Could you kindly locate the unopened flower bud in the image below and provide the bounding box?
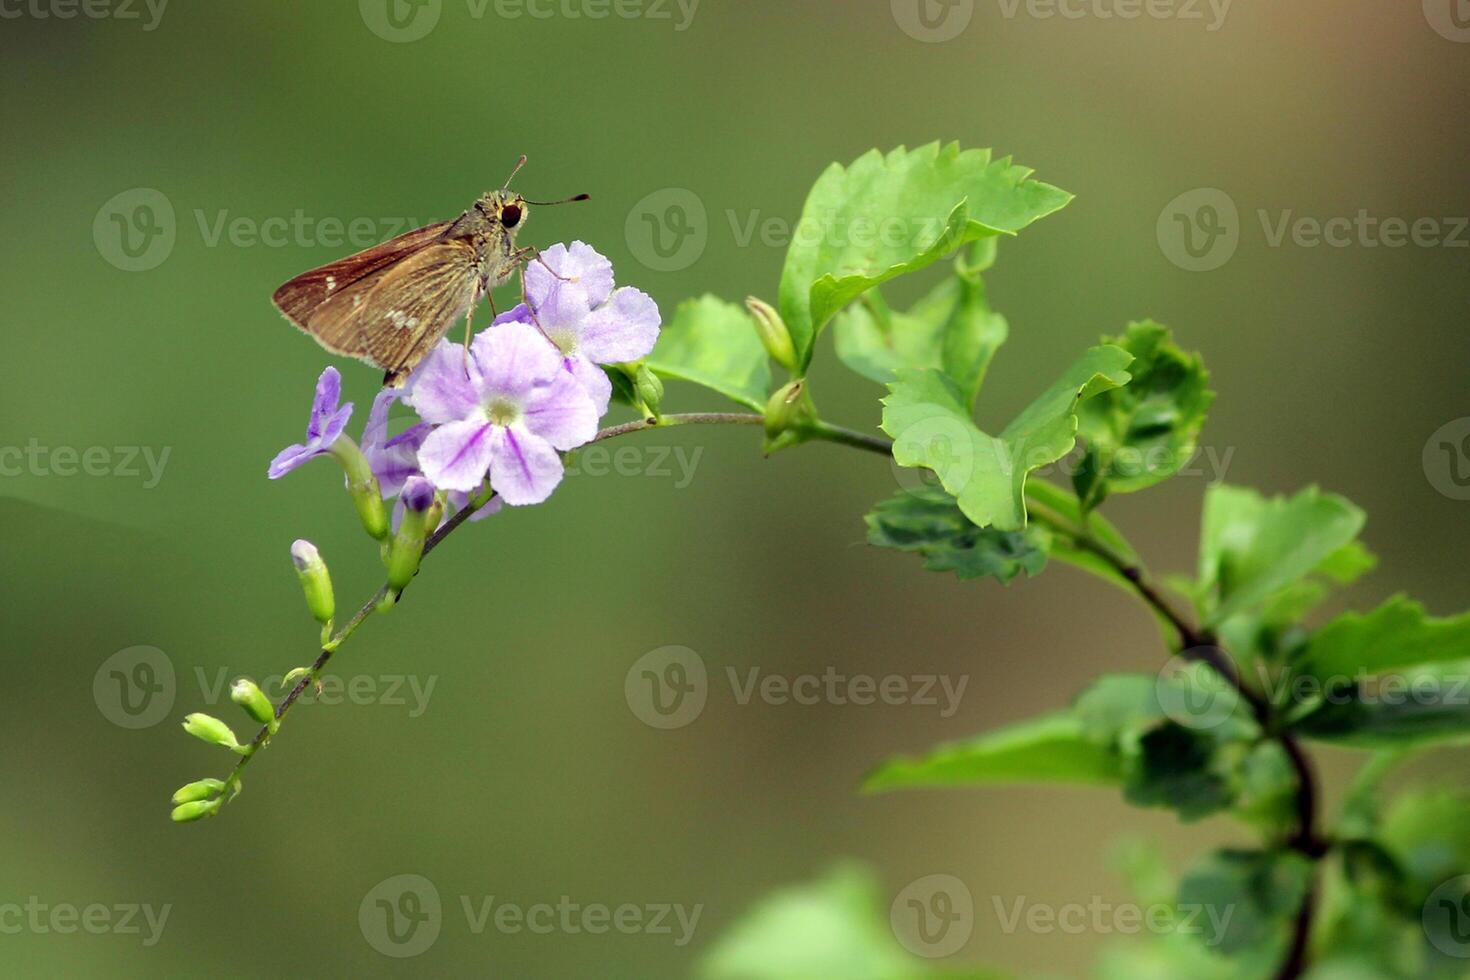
[291,539,336,625]
[763,379,818,454]
[746,296,798,373]
[387,476,438,593]
[634,364,664,417]
[170,799,221,823]
[182,713,241,752]
[171,778,225,805]
[230,678,276,728]
[330,437,389,540]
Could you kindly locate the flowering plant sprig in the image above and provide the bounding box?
[173,146,1470,980]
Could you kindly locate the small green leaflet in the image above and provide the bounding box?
[647,295,773,411]
[1196,484,1367,627]
[882,346,1133,532]
[834,241,1007,410]
[865,486,1050,585]
[1297,594,1470,682]
[778,143,1072,372]
[1075,320,1214,496]
[1289,659,1470,749]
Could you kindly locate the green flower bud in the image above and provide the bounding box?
[291,540,336,626]
[181,713,241,751]
[745,296,798,373]
[387,476,437,593]
[763,379,818,455]
[171,778,225,805]
[330,437,389,540]
[634,364,664,417]
[170,798,221,823]
[230,678,276,728]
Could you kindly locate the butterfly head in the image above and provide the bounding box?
[474,189,527,232]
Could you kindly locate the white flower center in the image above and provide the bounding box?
[545,327,579,357]
[485,397,521,427]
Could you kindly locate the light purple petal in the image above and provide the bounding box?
[523,370,600,450]
[525,241,614,309]
[578,287,661,364]
[268,443,323,479]
[405,340,482,425]
[319,402,354,449]
[361,389,400,455]
[307,367,343,440]
[470,320,564,403]
[418,419,496,493]
[488,424,564,506]
[491,303,535,328]
[530,280,593,353]
[566,355,613,417]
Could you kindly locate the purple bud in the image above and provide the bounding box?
[290,539,320,571]
[401,476,435,514]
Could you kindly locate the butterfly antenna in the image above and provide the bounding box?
[502,155,528,189]
[525,193,592,206]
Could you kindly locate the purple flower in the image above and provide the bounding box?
[268,367,354,479]
[509,242,661,415]
[407,322,599,505]
[361,388,431,498]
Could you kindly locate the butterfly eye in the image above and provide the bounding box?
[501,204,522,228]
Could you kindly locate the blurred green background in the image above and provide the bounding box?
[3,1,1468,976]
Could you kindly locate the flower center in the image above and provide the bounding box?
[485,397,521,427]
[545,327,578,357]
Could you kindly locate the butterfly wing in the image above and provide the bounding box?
[302,237,482,382]
[271,219,454,328]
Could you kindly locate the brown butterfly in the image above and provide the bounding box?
[272,157,588,386]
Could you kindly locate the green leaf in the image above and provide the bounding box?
[779,143,1072,371]
[1075,320,1214,495]
[1290,660,1470,749]
[864,486,1050,585]
[882,346,1133,532]
[1196,485,1367,627]
[1298,595,1470,683]
[698,865,992,980]
[865,712,1123,792]
[647,295,773,411]
[834,243,1007,409]
[1175,849,1314,957]
[1123,723,1236,822]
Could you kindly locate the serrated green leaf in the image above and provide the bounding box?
[1197,484,1367,627]
[1290,660,1470,749]
[834,244,1007,409]
[882,346,1133,532]
[1175,849,1314,957]
[647,295,773,411]
[1298,595,1470,683]
[865,712,1123,792]
[1076,320,1214,495]
[864,486,1049,585]
[1123,723,1236,822]
[778,143,1071,371]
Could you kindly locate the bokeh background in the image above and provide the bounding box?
[2,1,1467,976]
